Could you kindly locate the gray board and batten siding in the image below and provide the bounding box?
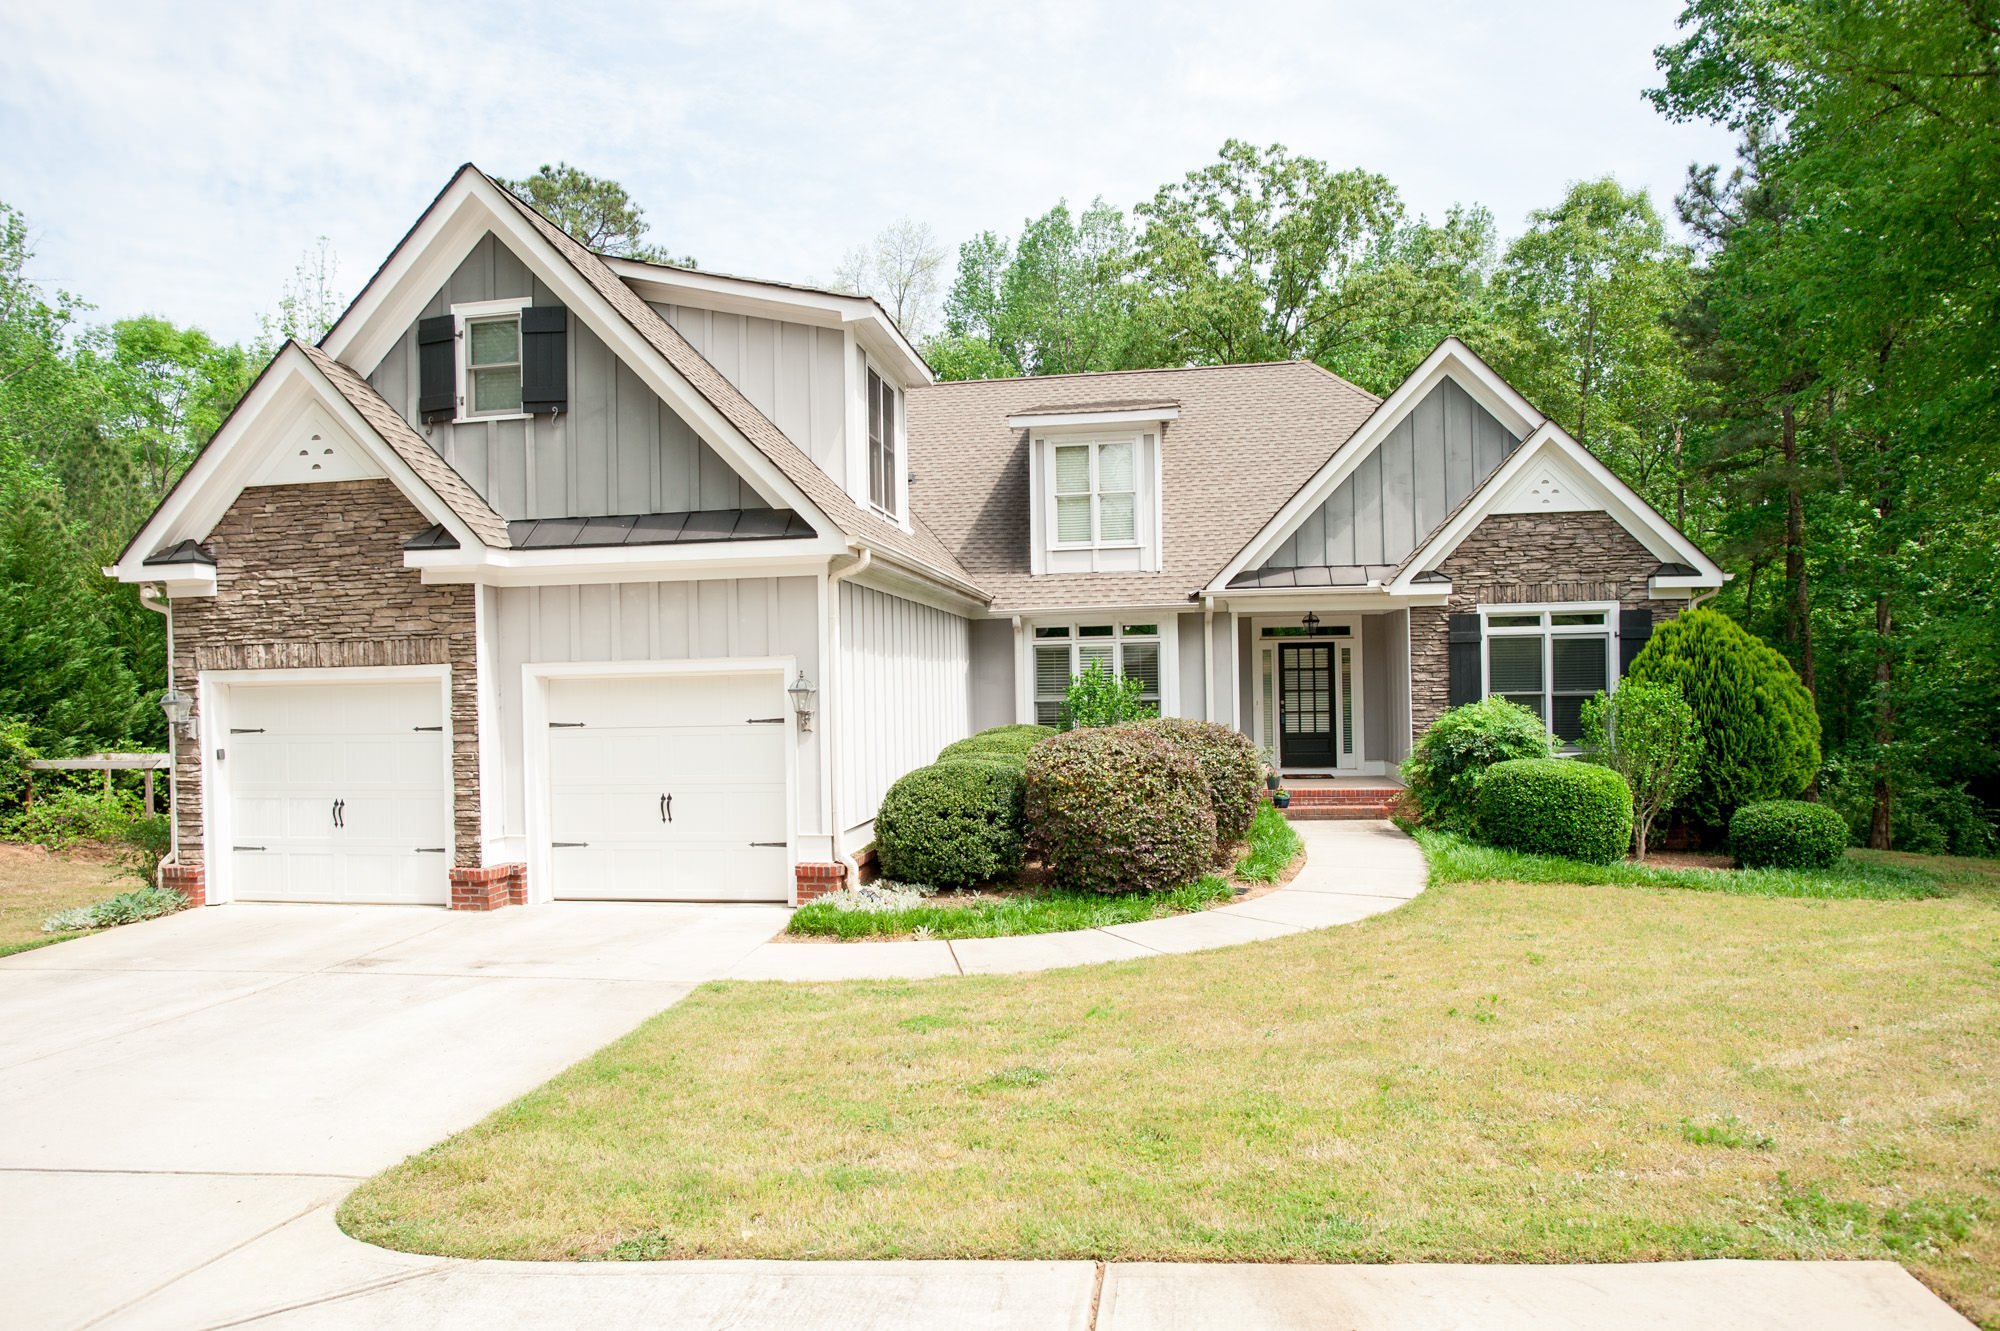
[368,233,807,522]
[1259,378,1520,571]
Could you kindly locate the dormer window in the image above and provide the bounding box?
[1052,438,1137,547]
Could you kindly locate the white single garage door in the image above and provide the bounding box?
[545,673,789,902]
[225,679,451,904]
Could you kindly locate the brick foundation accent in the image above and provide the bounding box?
[795,861,849,904]
[449,863,526,911]
[161,863,207,907]
[1276,787,1400,820]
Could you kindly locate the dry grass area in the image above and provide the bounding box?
[343,868,2000,1325]
[0,843,125,955]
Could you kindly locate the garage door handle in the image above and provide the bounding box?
[749,840,785,847]
[331,799,345,829]
[747,716,785,724]
[552,841,588,848]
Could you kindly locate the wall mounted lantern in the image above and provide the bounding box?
[787,671,817,732]
[159,687,198,742]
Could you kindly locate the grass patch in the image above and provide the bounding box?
[1416,829,1943,900]
[0,843,127,953]
[1233,801,1304,883]
[787,874,1234,940]
[342,860,2000,1324]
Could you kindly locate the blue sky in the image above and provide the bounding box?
[0,0,1737,346]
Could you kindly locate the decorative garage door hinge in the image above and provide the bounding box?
[414,847,447,853]
[549,722,585,728]
[229,727,265,734]
[233,845,266,852]
[746,716,785,724]
[749,840,786,847]
[552,841,588,848]
[412,725,443,732]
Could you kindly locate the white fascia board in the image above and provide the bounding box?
[1386,424,1725,594]
[608,257,935,387]
[1207,338,1546,592]
[316,171,847,545]
[408,540,843,588]
[1006,407,1182,430]
[147,569,218,597]
[998,601,1207,622]
[1215,586,1450,612]
[107,346,481,584]
[849,561,989,618]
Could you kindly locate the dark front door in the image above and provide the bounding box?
[1278,643,1336,767]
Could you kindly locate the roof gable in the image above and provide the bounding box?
[110,342,510,587]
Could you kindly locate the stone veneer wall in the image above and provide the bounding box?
[168,479,480,869]
[1409,510,1685,738]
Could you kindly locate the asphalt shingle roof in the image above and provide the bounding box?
[905,362,1382,612]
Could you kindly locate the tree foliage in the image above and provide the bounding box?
[498,162,693,266]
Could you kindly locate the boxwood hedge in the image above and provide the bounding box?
[1728,799,1849,870]
[1474,758,1633,865]
[874,759,1026,889]
[1133,716,1265,851]
[937,724,1057,768]
[1024,726,1216,895]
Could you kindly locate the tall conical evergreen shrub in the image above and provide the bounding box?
[1623,608,1820,830]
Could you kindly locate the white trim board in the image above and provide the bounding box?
[1209,338,1545,591]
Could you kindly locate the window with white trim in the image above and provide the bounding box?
[1031,622,1161,726]
[1483,606,1613,745]
[1049,436,1138,548]
[867,367,901,517]
[451,299,530,421]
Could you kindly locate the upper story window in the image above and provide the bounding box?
[867,367,901,517]
[1050,436,1139,548]
[1482,605,1613,744]
[451,298,532,422]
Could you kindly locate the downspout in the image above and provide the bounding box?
[137,584,178,882]
[824,547,873,882]
[1202,595,1215,724]
[1687,571,1732,614]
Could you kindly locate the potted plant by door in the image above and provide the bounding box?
[1261,747,1281,791]
[1271,787,1291,810]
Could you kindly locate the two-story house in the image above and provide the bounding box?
[110,165,1723,911]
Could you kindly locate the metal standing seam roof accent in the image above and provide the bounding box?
[142,538,217,567]
[1228,563,1399,589]
[296,343,512,548]
[505,509,816,549]
[487,176,987,602]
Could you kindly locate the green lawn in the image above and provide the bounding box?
[342,839,2000,1327]
[786,803,1302,941]
[0,844,126,956]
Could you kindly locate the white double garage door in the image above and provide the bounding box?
[221,671,788,906]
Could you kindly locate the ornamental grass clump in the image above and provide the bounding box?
[1132,716,1266,851]
[1023,726,1215,894]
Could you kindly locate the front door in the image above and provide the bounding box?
[1278,642,1337,768]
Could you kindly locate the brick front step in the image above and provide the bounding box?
[1283,804,1395,821]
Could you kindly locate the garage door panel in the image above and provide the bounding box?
[545,672,789,903]
[224,680,449,906]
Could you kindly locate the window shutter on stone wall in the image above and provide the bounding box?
[1447,613,1481,708]
[417,316,456,423]
[521,305,568,413]
[1619,607,1653,677]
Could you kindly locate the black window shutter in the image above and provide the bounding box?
[417,315,456,423]
[521,305,568,414]
[1447,613,1482,708]
[1619,607,1654,676]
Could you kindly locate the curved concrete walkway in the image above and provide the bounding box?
[1,821,1975,1330]
[726,819,1427,981]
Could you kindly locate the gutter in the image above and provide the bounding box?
[823,547,873,883]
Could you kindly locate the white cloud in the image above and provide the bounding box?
[0,0,1735,345]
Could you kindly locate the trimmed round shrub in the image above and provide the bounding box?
[938,724,1057,767]
[1728,800,1849,870]
[1624,609,1820,831]
[1400,697,1552,832]
[1132,716,1265,851]
[874,760,1026,889]
[1475,758,1633,865]
[1024,726,1216,895]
